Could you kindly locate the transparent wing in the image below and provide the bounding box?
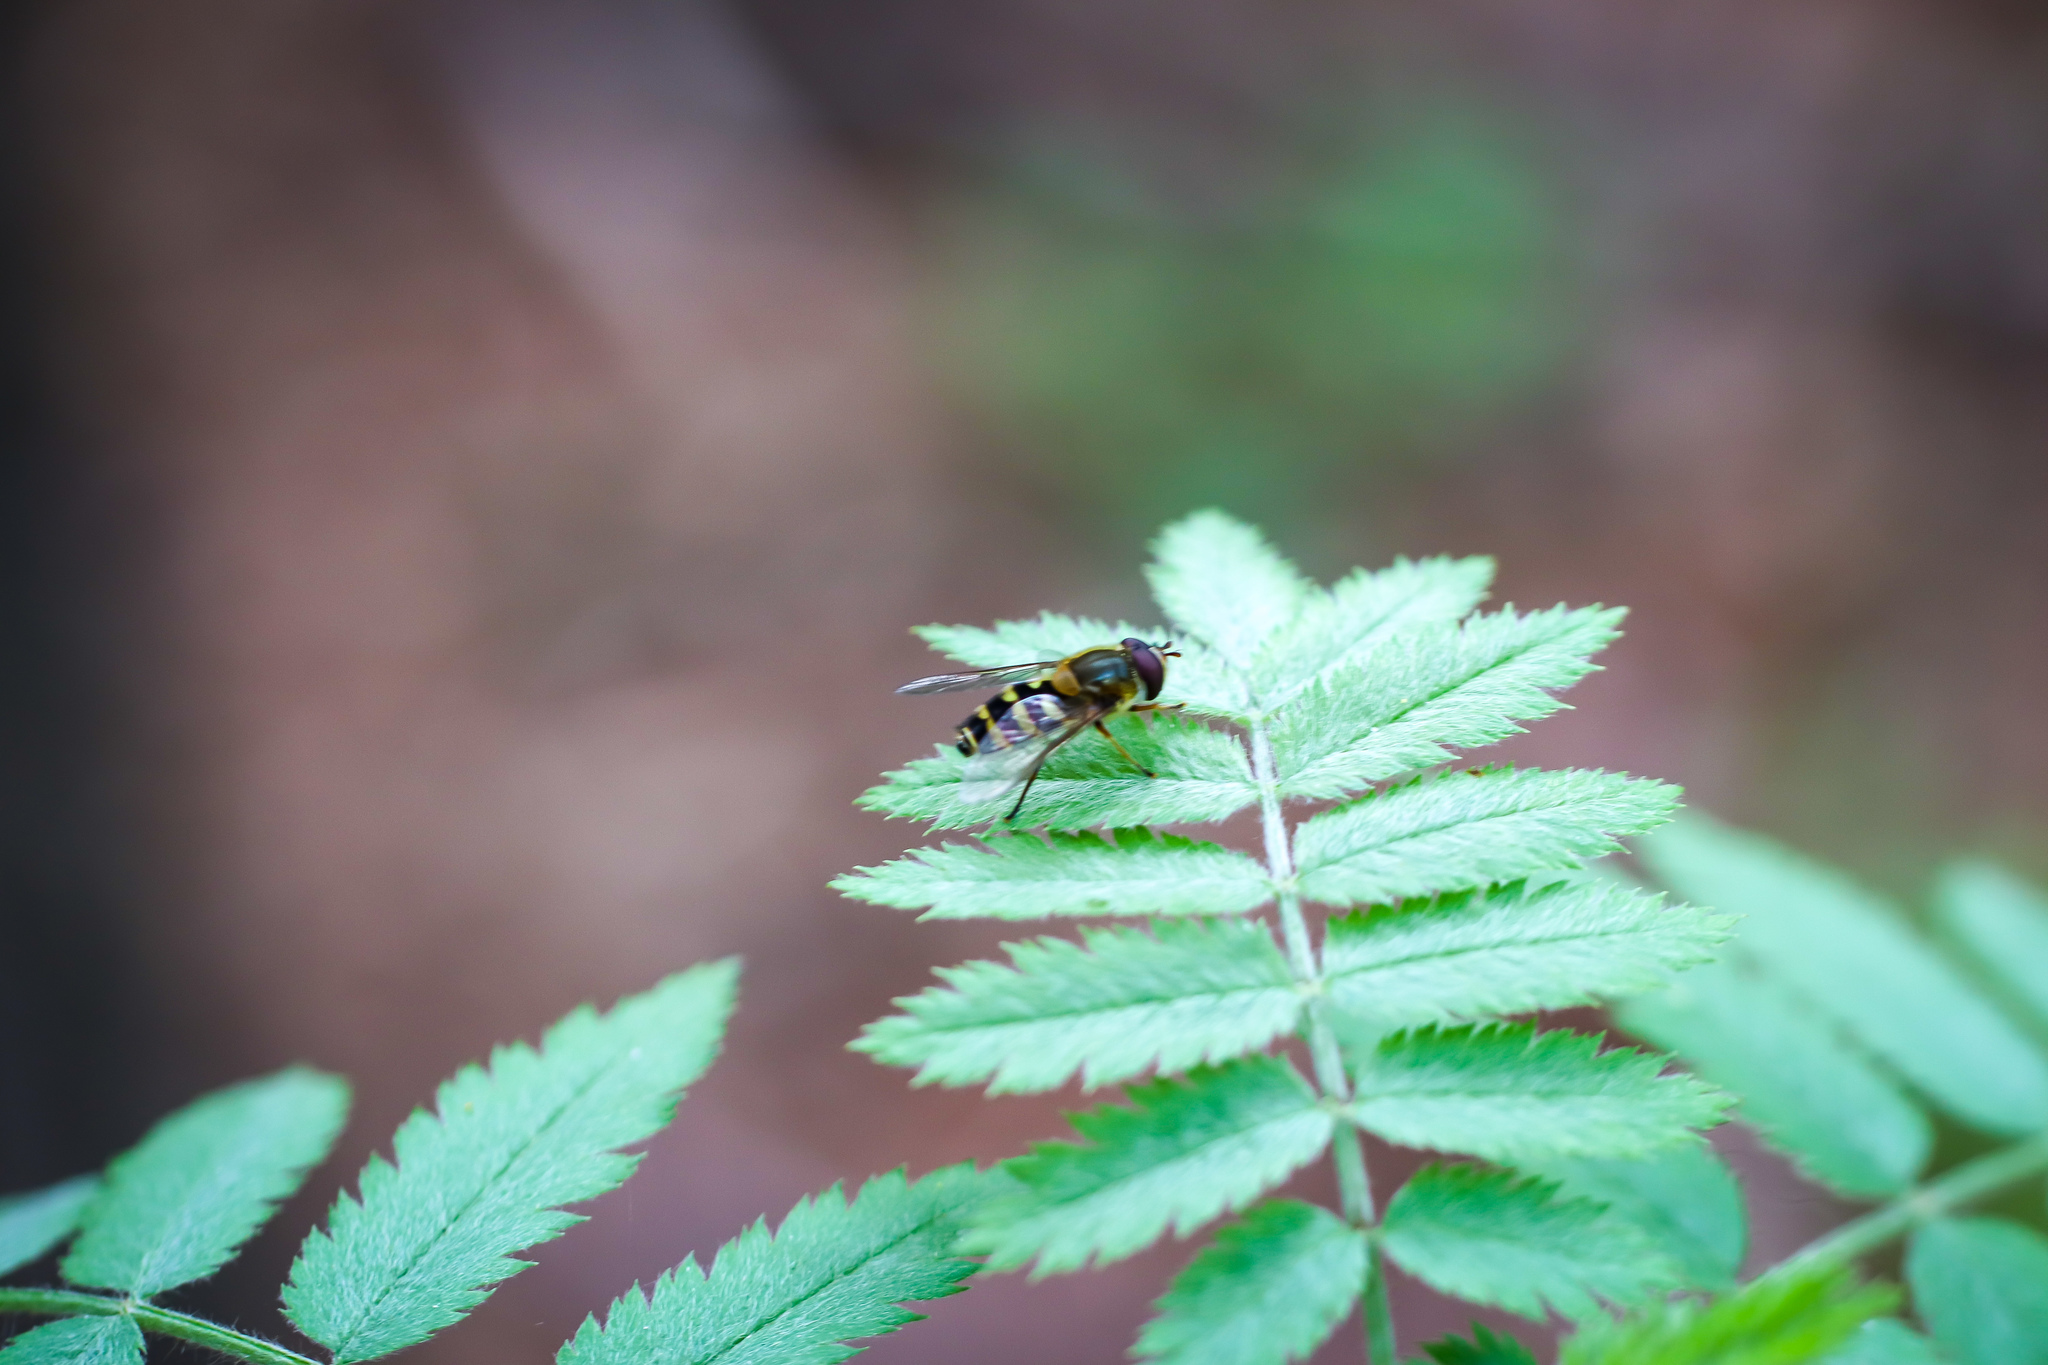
[895,661,1060,695]
[957,701,1101,805]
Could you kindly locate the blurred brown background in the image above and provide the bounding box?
[2,0,2045,1360]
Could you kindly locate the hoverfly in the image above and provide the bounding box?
[897,638,1184,821]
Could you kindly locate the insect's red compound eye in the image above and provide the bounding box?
[1123,638,1167,699]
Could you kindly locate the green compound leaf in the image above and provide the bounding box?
[0,1316,143,1365]
[858,713,1255,831]
[963,1056,1336,1275]
[832,829,1271,921]
[0,1176,97,1278]
[1412,1323,1540,1365]
[1641,818,2048,1136]
[1819,1321,1950,1365]
[1145,510,1313,675]
[1296,768,1678,910]
[1380,1164,1682,1321]
[1558,1263,1898,1365]
[1346,1023,1728,1165]
[1907,1217,2048,1365]
[910,614,1244,722]
[555,1165,987,1365]
[286,962,737,1364]
[1250,556,1495,713]
[1618,956,1930,1199]
[1321,879,1733,1037]
[1934,859,2048,1035]
[855,918,1298,1094]
[1520,1143,1747,1292]
[62,1067,349,1298]
[1270,605,1624,801]
[1135,1200,1366,1365]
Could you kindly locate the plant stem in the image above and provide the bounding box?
[0,1288,323,1365]
[1248,720,1392,1364]
[1781,1131,2048,1273]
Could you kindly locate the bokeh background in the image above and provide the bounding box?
[3,0,2046,1360]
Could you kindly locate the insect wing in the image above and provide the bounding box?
[956,697,1100,806]
[895,660,1059,695]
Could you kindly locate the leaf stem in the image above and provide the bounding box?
[1780,1131,2048,1273]
[1248,721,1392,1364]
[0,1288,324,1365]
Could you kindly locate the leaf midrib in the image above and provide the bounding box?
[324,1040,649,1361]
[1282,625,1589,780]
[694,1203,960,1365]
[901,977,1299,1034]
[1300,790,1621,877]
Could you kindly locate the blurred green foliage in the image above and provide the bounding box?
[927,103,1572,532]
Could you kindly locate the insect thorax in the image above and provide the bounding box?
[1065,648,1137,697]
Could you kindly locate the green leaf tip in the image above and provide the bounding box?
[832,828,1271,921]
[1295,767,1679,908]
[1271,603,1625,800]
[964,1056,1336,1276]
[1380,1163,1684,1320]
[0,1176,99,1279]
[854,917,1297,1094]
[1135,1200,1367,1365]
[1322,878,1734,1038]
[0,1315,143,1365]
[556,1164,989,1365]
[61,1066,349,1299]
[1146,510,1314,672]
[285,960,738,1364]
[1347,1022,1729,1165]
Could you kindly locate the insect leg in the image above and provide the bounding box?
[1129,702,1186,713]
[1093,720,1157,779]
[1004,749,1057,822]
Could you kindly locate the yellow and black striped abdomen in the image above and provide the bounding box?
[955,683,1074,756]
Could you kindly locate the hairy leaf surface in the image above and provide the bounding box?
[1146,510,1312,675]
[555,1166,985,1365]
[1935,859,2048,1034]
[0,1177,97,1278]
[1134,1200,1365,1365]
[1296,769,1677,909]
[855,919,1298,1093]
[1641,819,2048,1135]
[1321,880,1731,1036]
[1380,1164,1681,1320]
[1558,1264,1897,1365]
[833,829,1271,920]
[1270,605,1624,801]
[1907,1217,2048,1365]
[1521,1144,1746,1291]
[0,1316,142,1365]
[964,1057,1335,1275]
[1250,556,1495,713]
[1346,1024,1726,1164]
[286,962,736,1363]
[1618,957,1930,1198]
[859,715,1255,831]
[63,1068,348,1298]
